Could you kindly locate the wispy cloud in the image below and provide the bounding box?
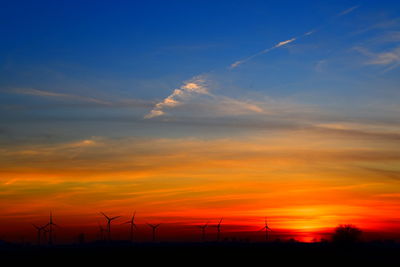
[229,26,324,69]
[144,71,283,119]
[361,167,400,181]
[353,17,400,36]
[369,48,400,67]
[144,76,266,118]
[230,37,299,69]
[11,88,111,105]
[144,76,210,118]
[304,30,317,36]
[355,46,400,72]
[374,31,400,44]
[337,5,360,17]
[229,5,359,70]
[275,38,296,47]
[214,97,264,114]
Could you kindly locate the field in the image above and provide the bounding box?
[1,241,399,265]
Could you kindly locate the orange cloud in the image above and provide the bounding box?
[0,128,399,240]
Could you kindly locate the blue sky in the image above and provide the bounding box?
[1,0,400,142]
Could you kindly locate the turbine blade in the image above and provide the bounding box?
[100,212,110,220]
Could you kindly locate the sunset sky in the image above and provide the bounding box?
[1,0,400,242]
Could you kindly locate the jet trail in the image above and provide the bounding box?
[144,76,209,119]
[230,32,313,69]
[338,5,360,16]
[230,5,360,69]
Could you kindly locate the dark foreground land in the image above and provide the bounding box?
[1,241,399,266]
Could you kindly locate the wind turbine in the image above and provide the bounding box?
[124,211,137,242]
[197,222,209,242]
[98,223,106,241]
[42,226,49,243]
[213,218,223,242]
[260,217,273,241]
[32,224,46,245]
[100,212,121,241]
[147,223,161,242]
[45,212,58,245]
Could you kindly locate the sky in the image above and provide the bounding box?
[1,0,400,242]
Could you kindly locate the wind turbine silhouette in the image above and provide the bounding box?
[100,212,121,241]
[124,211,137,242]
[42,226,49,243]
[147,223,161,242]
[45,212,58,245]
[98,223,106,241]
[213,218,223,242]
[260,217,273,241]
[197,222,209,242]
[32,224,46,245]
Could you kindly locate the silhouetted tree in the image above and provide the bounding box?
[332,224,362,243]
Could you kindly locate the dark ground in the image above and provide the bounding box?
[1,241,399,266]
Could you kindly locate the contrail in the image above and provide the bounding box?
[229,34,308,69]
[144,75,264,118]
[338,5,360,16]
[144,76,209,119]
[229,5,360,69]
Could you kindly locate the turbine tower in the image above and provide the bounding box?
[124,211,137,242]
[147,223,161,242]
[213,218,223,242]
[197,222,209,242]
[98,223,106,241]
[32,224,46,245]
[100,212,121,241]
[45,212,58,245]
[42,226,49,243]
[260,217,273,241]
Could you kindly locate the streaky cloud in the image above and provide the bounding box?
[144,76,210,119]
[337,5,360,16]
[354,46,400,72]
[275,38,296,47]
[361,167,400,181]
[11,88,111,105]
[229,37,299,69]
[229,4,360,70]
